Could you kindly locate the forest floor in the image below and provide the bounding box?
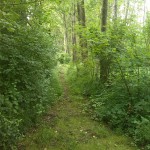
[18,67,137,150]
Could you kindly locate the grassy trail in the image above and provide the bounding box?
[19,69,137,150]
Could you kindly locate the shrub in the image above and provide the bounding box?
[0,27,59,148]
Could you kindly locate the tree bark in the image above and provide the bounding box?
[72,2,77,63]
[63,12,70,54]
[114,0,118,20]
[101,0,108,32]
[77,0,87,61]
[100,0,109,83]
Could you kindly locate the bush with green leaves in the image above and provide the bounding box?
[89,74,150,149]
[0,25,60,149]
[67,61,100,96]
[58,53,71,64]
[0,113,21,149]
[67,19,150,149]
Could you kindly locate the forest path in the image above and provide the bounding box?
[19,66,137,150]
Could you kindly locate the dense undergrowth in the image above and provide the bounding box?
[1,0,150,149]
[67,19,150,149]
[0,26,61,150]
[67,60,150,150]
[18,70,137,150]
[0,1,63,149]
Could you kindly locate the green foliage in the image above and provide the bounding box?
[0,114,21,149]
[1,0,150,149]
[0,1,61,147]
[58,53,71,64]
[0,26,60,148]
[83,71,150,149]
[134,117,150,149]
[67,61,100,96]
[68,15,150,149]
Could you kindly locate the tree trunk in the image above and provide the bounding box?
[63,13,70,54]
[77,0,88,61]
[114,0,118,20]
[20,0,28,25]
[125,0,130,22]
[100,0,109,83]
[72,2,77,63]
[101,0,108,32]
